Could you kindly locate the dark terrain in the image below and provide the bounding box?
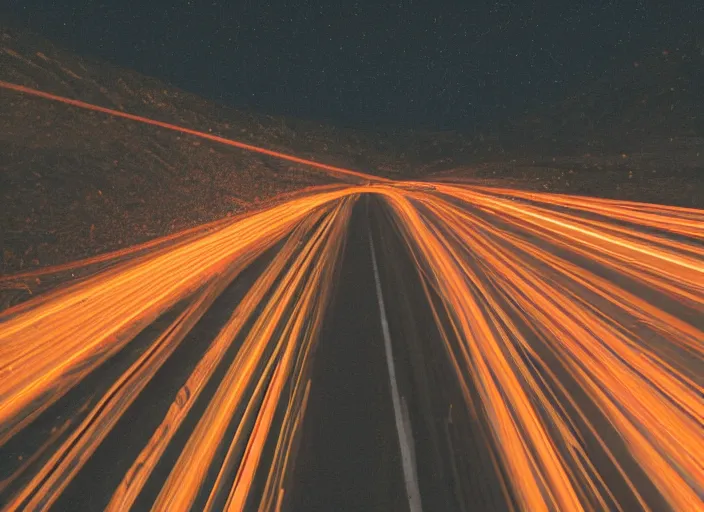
[0,26,701,511]
[1,26,703,280]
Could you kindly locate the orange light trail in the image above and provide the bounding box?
[379,184,703,511]
[1,183,701,511]
[0,81,384,183]
[0,81,703,510]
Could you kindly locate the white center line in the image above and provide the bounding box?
[369,231,423,512]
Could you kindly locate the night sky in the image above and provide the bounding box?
[3,1,702,130]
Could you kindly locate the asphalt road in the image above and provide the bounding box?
[1,199,509,511]
[1,190,701,511]
[286,198,408,511]
[0,242,284,510]
[288,196,521,511]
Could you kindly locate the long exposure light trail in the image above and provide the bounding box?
[1,182,701,511]
[0,81,383,184]
[0,187,357,444]
[0,82,702,511]
[380,184,703,511]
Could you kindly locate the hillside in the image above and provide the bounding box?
[425,39,704,206]
[2,26,703,282]
[507,39,704,153]
[0,26,415,275]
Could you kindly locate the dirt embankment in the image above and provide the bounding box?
[2,26,702,283]
[0,27,405,274]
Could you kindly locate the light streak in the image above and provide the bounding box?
[0,81,702,509]
[0,81,384,183]
[381,185,703,511]
[1,182,700,511]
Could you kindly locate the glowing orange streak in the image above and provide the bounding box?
[1,196,350,510]
[0,190,354,444]
[378,189,583,511]
[472,184,704,218]
[0,214,232,284]
[437,195,702,390]
[424,266,612,510]
[203,358,284,509]
[434,187,704,313]
[0,81,385,183]
[377,187,703,509]
[151,198,353,510]
[527,208,703,260]
[227,355,292,510]
[0,185,347,296]
[203,207,347,511]
[413,253,555,511]
[0,185,348,325]
[256,215,345,505]
[232,261,325,512]
[0,197,315,341]
[257,379,311,512]
[483,204,703,307]
[422,240,583,510]
[422,195,703,359]
[483,196,704,263]
[505,281,704,499]
[224,264,324,511]
[419,195,703,509]
[432,198,703,429]
[493,216,701,363]
[436,184,704,276]
[105,213,325,511]
[483,296,651,512]
[7,274,231,511]
[203,324,293,512]
[259,378,311,512]
[1,180,702,510]
[468,186,704,239]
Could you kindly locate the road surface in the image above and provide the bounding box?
[1,184,702,511]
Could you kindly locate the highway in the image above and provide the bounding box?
[0,81,702,511]
[0,184,702,511]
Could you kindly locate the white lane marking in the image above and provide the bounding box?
[369,232,423,512]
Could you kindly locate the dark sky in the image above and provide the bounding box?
[3,1,702,130]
